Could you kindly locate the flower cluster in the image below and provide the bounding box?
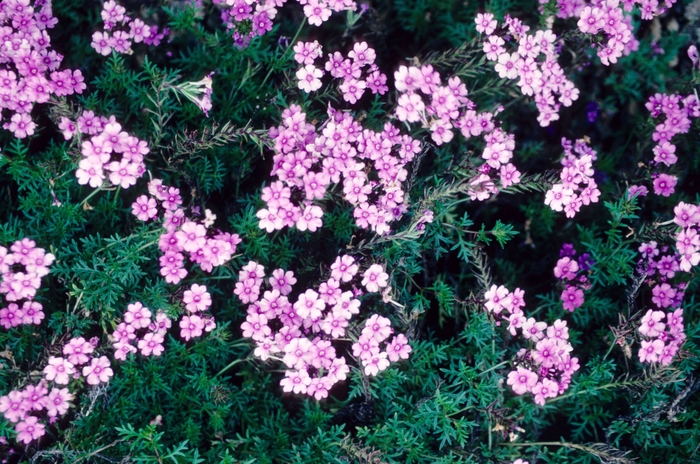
[260,104,421,235]
[575,0,638,65]
[294,40,388,102]
[484,284,579,404]
[70,112,149,189]
[634,229,696,365]
[476,13,579,126]
[1,336,113,444]
[235,258,410,400]
[135,179,241,283]
[645,93,700,197]
[91,1,168,56]
[215,0,356,49]
[0,0,86,138]
[0,238,53,329]
[673,202,700,272]
[554,243,593,312]
[391,62,522,200]
[637,307,685,364]
[553,0,675,19]
[544,137,600,217]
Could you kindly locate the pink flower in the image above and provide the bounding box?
[269,268,297,295]
[179,315,205,341]
[638,309,666,337]
[0,390,27,423]
[44,388,73,417]
[507,367,538,395]
[241,313,271,341]
[294,289,325,320]
[653,173,677,197]
[280,369,311,394]
[293,40,323,65]
[137,332,165,356]
[561,285,584,312]
[362,314,393,342]
[4,113,36,138]
[361,264,389,293]
[124,302,152,329]
[43,357,76,385]
[638,339,664,363]
[521,318,547,341]
[183,284,212,312]
[296,64,324,93]
[651,283,676,308]
[91,31,112,55]
[475,13,497,35]
[175,221,207,252]
[15,416,45,444]
[82,356,114,385]
[532,378,559,405]
[63,337,94,365]
[330,255,359,282]
[386,334,412,362]
[363,352,390,376]
[296,204,323,231]
[131,195,158,221]
[554,257,579,281]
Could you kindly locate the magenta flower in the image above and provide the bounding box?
[386,334,412,362]
[653,173,677,197]
[15,416,45,444]
[137,332,165,356]
[330,255,359,283]
[363,352,390,376]
[241,313,271,341]
[280,369,312,394]
[507,367,538,395]
[561,285,584,312]
[361,314,393,343]
[179,315,205,341]
[63,337,94,365]
[131,195,158,221]
[124,302,152,329]
[0,390,28,423]
[294,289,325,319]
[44,387,73,417]
[639,339,664,363]
[361,264,389,293]
[651,283,676,308]
[183,284,212,312]
[638,309,666,338]
[43,357,76,385]
[82,356,114,385]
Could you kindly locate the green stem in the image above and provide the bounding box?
[260,18,306,89]
[478,360,509,376]
[214,358,247,378]
[546,380,635,404]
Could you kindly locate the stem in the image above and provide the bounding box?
[72,439,125,463]
[214,358,247,378]
[478,360,509,376]
[260,18,306,89]
[547,380,635,404]
[79,185,113,207]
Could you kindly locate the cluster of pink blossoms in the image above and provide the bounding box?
[68,111,149,189]
[476,13,579,127]
[575,0,638,65]
[552,0,674,19]
[135,179,241,284]
[635,229,695,365]
[644,93,700,197]
[0,0,87,138]
[0,238,53,329]
[235,258,410,400]
[91,1,168,56]
[0,336,112,444]
[484,285,579,405]
[554,243,594,312]
[111,291,215,360]
[214,0,356,49]
[544,137,601,217]
[293,40,388,101]
[672,202,700,272]
[259,104,421,235]
[392,63,521,200]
